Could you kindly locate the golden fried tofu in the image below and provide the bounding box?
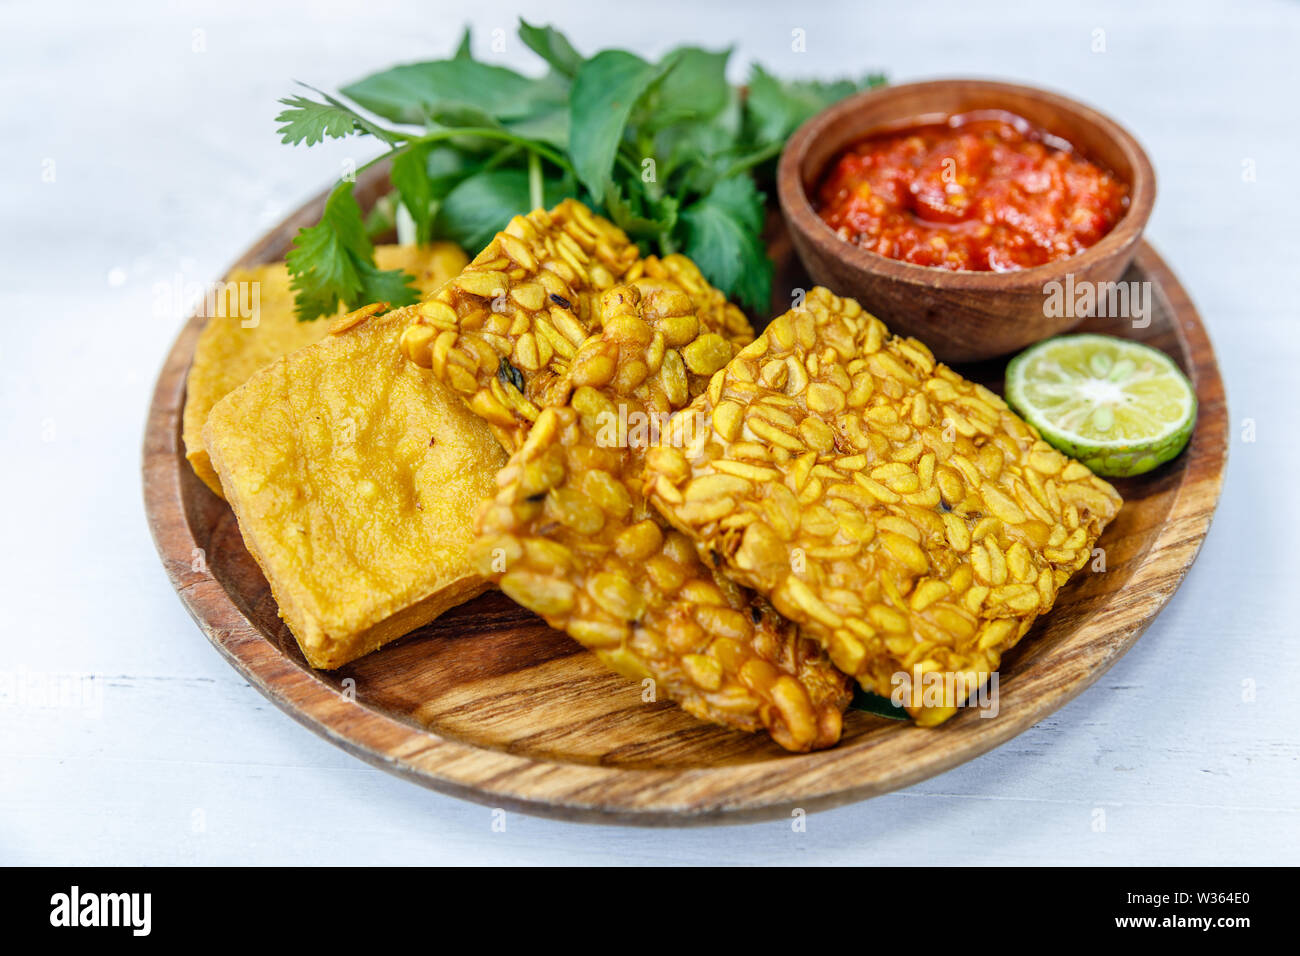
[184,243,468,496]
[202,304,507,669]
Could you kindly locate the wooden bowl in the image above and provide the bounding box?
[777,79,1156,363]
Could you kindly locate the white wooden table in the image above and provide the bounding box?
[2,0,1295,865]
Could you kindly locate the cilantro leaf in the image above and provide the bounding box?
[691,170,764,234]
[680,176,772,313]
[275,94,361,146]
[286,182,419,319]
[357,256,424,305]
[276,86,402,147]
[604,180,678,244]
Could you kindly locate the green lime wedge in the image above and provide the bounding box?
[1005,334,1196,477]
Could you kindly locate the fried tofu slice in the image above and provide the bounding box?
[645,288,1123,725]
[472,281,852,752]
[203,304,507,669]
[184,243,468,496]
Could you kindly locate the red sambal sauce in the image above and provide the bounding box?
[814,111,1129,271]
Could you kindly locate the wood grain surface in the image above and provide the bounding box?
[142,168,1227,825]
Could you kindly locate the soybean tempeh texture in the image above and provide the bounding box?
[473,282,851,751]
[401,200,751,452]
[645,287,1123,725]
[404,203,851,751]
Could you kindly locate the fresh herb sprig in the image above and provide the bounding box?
[275,21,884,319]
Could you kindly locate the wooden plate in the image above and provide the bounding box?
[143,169,1227,824]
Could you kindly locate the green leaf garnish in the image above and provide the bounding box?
[341,59,551,126]
[285,182,419,320]
[849,686,909,720]
[644,46,731,130]
[452,27,473,61]
[568,50,666,204]
[681,176,772,312]
[518,21,584,79]
[389,143,434,244]
[274,20,885,320]
[435,168,567,254]
[275,87,402,147]
[745,65,887,146]
[274,94,360,146]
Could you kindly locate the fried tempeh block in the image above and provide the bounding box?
[399,201,753,453]
[628,253,756,349]
[203,304,507,669]
[472,282,852,751]
[184,243,468,496]
[401,201,850,748]
[645,288,1124,725]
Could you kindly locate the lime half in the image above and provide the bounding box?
[1005,334,1196,477]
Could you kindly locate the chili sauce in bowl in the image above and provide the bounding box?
[813,111,1129,272]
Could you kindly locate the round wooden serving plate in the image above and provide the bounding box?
[144,170,1227,825]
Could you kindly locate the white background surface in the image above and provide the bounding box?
[2,0,1296,865]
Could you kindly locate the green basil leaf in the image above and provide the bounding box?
[435,168,570,253]
[679,176,772,312]
[427,104,503,129]
[569,50,664,205]
[342,60,541,126]
[657,117,740,193]
[390,143,434,243]
[453,27,473,61]
[506,107,570,150]
[848,687,909,720]
[363,192,398,241]
[518,21,584,78]
[279,29,885,324]
[644,46,731,130]
[425,145,487,200]
[744,64,886,146]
